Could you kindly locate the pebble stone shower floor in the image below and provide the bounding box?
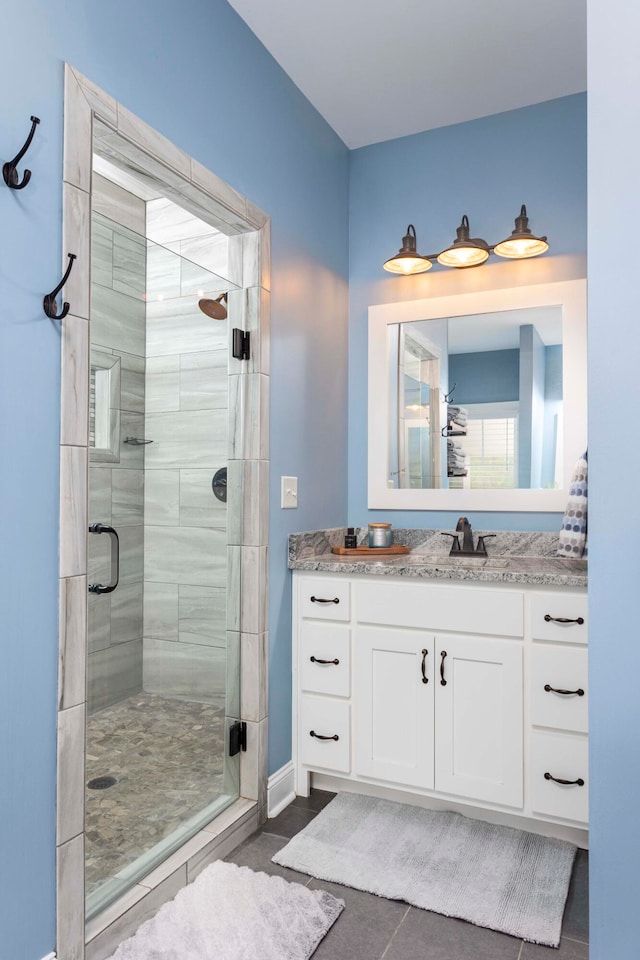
[85,693,226,896]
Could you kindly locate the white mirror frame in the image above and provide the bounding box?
[368,279,587,512]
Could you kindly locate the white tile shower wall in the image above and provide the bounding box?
[142,203,230,706]
[87,178,146,713]
[93,173,146,236]
[146,199,228,276]
[57,833,84,960]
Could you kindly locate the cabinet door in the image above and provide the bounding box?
[435,635,523,808]
[355,627,434,789]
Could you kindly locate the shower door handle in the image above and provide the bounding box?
[88,523,120,594]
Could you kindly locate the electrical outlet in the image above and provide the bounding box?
[281,476,298,508]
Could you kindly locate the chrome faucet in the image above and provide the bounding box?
[441,517,496,556]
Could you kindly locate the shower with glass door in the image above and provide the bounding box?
[85,153,242,918]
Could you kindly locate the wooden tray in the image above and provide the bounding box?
[331,544,410,556]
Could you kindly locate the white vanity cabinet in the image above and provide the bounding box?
[293,570,589,843]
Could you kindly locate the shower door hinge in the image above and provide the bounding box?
[232,328,251,361]
[229,720,247,756]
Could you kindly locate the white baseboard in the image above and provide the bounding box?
[267,761,296,818]
[41,953,56,960]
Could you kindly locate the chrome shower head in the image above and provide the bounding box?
[198,292,228,320]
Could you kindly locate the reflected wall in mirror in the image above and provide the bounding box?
[369,280,587,512]
[390,305,563,492]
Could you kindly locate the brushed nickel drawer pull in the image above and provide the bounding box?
[310,656,340,665]
[421,648,429,684]
[310,596,340,604]
[544,614,585,625]
[544,683,585,696]
[309,730,339,741]
[544,771,585,786]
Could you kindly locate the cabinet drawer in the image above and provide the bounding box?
[531,646,588,733]
[356,580,523,637]
[299,578,350,621]
[299,695,350,772]
[530,731,588,824]
[300,623,350,697]
[530,593,587,643]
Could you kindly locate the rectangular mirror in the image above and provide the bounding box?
[369,280,587,511]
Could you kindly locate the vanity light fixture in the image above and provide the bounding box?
[493,205,549,260]
[436,215,490,268]
[383,205,548,274]
[382,224,432,275]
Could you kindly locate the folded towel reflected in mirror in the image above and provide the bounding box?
[558,450,588,558]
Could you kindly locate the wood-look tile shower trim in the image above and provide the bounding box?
[57,64,270,960]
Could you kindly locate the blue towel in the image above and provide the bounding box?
[558,450,588,558]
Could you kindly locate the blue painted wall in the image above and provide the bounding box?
[0,1,348,956]
[449,349,519,404]
[348,93,587,532]
[545,345,563,402]
[588,2,640,957]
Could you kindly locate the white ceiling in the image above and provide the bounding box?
[446,306,562,354]
[227,0,586,149]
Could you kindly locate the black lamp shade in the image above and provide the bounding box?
[437,215,490,268]
[383,224,432,275]
[494,205,549,259]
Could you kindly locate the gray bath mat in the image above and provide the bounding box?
[272,792,576,947]
[107,860,344,960]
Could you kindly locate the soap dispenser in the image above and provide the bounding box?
[344,527,357,549]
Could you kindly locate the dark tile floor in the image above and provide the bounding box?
[225,790,589,960]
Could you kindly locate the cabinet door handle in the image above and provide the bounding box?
[309,730,339,741]
[310,596,340,605]
[544,683,585,697]
[310,656,340,665]
[544,771,585,786]
[421,648,429,684]
[544,614,585,625]
[440,650,447,686]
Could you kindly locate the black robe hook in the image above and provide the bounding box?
[3,116,40,190]
[444,383,457,403]
[44,253,76,320]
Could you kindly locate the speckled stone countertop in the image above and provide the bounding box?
[289,528,587,588]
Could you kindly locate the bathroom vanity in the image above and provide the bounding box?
[290,529,588,846]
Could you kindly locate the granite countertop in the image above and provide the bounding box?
[289,528,588,588]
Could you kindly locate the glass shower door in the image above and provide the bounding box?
[85,190,241,917]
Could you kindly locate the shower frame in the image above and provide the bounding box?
[57,65,270,960]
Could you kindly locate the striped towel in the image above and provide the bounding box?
[558,450,588,558]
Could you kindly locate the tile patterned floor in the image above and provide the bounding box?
[86,693,226,895]
[225,790,589,960]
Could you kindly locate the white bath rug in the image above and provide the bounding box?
[107,860,344,960]
[272,792,576,947]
